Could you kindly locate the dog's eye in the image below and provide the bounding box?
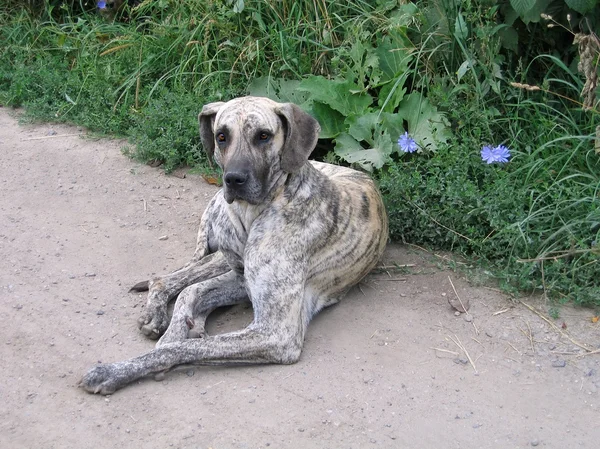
[216,133,226,143]
[258,132,270,142]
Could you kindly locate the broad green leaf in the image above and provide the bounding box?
[565,0,598,14]
[232,0,245,13]
[374,34,412,83]
[309,102,345,139]
[297,76,372,116]
[396,93,451,152]
[247,76,280,100]
[378,73,408,112]
[456,59,471,82]
[380,112,404,144]
[454,13,468,41]
[346,112,379,143]
[276,79,310,105]
[334,132,389,170]
[520,0,548,23]
[509,0,535,16]
[498,27,518,53]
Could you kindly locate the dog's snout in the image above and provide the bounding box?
[224,171,248,186]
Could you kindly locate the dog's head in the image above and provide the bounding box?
[198,97,321,205]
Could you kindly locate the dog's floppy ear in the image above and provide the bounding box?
[275,103,321,173]
[198,102,225,167]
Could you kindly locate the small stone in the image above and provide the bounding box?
[463,314,473,322]
[186,369,195,377]
[454,311,461,317]
[552,359,566,368]
[85,273,96,277]
[531,439,540,446]
[158,235,169,241]
[96,310,105,316]
[298,428,305,432]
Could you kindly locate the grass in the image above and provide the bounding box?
[0,0,598,307]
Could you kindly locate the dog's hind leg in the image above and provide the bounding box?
[156,270,248,347]
[137,251,231,339]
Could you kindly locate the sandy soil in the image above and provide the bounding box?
[0,107,599,449]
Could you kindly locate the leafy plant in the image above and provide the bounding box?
[248,9,452,170]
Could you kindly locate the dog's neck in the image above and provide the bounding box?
[224,162,319,238]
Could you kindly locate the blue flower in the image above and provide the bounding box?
[481,144,511,164]
[97,1,107,9]
[398,132,418,153]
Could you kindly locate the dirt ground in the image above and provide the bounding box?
[0,107,599,449]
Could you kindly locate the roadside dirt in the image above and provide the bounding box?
[1,108,599,449]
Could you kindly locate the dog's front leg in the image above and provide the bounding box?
[156,270,248,346]
[80,320,304,395]
[137,251,231,338]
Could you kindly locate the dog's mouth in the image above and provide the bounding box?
[223,183,263,205]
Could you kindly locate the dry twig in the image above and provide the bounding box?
[448,334,478,373]
[520,301,593,353]
[430,347,459,356]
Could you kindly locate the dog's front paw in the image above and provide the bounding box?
[79,364,122,395]
[137,306,168,340]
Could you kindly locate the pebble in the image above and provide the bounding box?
[463,314,473,322]
[186,369,195,377]
[552,359,566,368]
[158,235,169,241]
[454,311,461,317]
[85,273,96,277]
[96,310,105,316]
[531,439,540,446]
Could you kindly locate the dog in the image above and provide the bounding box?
[79,96,388,394]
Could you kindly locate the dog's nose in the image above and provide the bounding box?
[224,171,248,187]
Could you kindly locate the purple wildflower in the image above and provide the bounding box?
[398,132,418,153]
[481,144,510,164]
[97,1,107,9]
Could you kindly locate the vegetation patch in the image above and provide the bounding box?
[1,0,598,306]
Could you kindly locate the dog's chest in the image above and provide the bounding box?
[215,200,268,273]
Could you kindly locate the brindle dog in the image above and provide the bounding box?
[80,97,388,394]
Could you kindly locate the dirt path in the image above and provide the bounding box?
[0,107,599,449]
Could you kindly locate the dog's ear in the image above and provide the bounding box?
[275,103,321,173]
[198,102,225,166]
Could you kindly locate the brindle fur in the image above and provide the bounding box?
[79,97,388,394]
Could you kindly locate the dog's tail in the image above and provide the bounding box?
[129,280,149,292]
